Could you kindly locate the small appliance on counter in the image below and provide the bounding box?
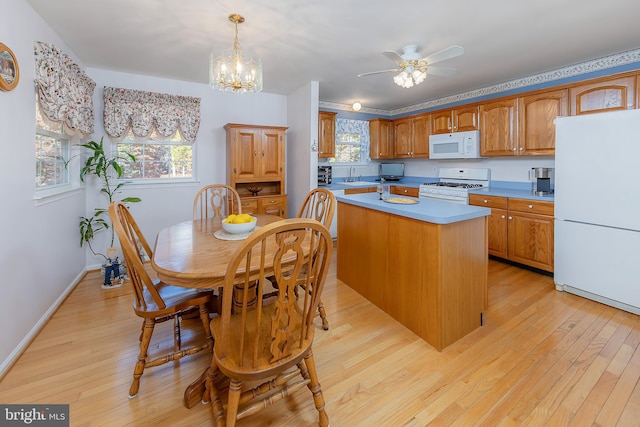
[530,167,554,195]
[379,162,404,181]
[318,165,332,185]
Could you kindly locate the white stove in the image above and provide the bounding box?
[419,168,491,204]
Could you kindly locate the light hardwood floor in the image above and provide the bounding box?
[1,254,639,426]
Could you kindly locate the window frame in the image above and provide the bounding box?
[327,118,370,166]
[114,132,197,184]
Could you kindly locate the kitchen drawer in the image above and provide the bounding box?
[508,198,554,216]
[259,195,287,217]
[344,187,376,195]
[239,199,258,215]
[469,194,507,209]
[391,186,419,197]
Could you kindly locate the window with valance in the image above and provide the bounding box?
[103,87,201,144]
[33,41,96,138]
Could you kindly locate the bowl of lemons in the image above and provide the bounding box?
[222,213,257,234]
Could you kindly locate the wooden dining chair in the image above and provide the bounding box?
[193,184,242,220]
[109,201,214,398]
[205,218,332,427]
[295,188,335,330]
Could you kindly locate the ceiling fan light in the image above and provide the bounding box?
[413,70,427,85]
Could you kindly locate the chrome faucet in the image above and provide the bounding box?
[349,166,356,182]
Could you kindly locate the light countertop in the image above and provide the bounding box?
[335,192,490,225]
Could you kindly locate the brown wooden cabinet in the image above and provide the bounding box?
[480,99,517,156]
[393,114,430,158]
[369,118,394,159]
[469,194,554,272]
[318,111,337,158]
[517,89,568,156]
[344,187,376,195]
[570,75,636,115]
[390,186,419,198]
[431,105,479,134]
[225,123,288,217]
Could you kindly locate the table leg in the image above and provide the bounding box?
[184,367,209,408]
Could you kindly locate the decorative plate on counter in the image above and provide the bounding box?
[384,197,419,205]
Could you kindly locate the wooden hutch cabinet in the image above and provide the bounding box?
[318,111,337,158]
[369,118,394,159]
[225,123,288,217]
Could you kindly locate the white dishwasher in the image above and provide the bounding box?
[329,189,344,239]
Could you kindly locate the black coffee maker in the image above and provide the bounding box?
[529,167,554,195]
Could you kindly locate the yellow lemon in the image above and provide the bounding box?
[224,214,237,224]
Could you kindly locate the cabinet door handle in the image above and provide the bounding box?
[501,215,506,219]
[483,199,488,203]
[519,147,524,151]
[512,147,517,151]
[528,204,533,209]
[508,216,513,220]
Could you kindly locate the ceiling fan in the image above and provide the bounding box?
[358,44,464,88]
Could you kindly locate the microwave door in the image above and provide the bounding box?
[431,140,462,158]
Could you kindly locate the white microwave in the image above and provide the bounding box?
[429,130,482,159]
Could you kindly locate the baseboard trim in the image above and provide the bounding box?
[0,268,89,380]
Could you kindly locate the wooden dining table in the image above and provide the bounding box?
[151,213,286,408]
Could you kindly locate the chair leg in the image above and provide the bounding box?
[199,304,214,349]
[226,379,242,427]
[205,362,225,427]
[174,315,181,351]
[317,299,329,330]
[302,350,329,427]
[130,318,155,398]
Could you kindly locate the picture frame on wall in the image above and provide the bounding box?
[0,43,19,92]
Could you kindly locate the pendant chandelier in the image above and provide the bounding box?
[209,14,263,94]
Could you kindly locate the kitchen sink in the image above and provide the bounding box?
[341,181,378,187]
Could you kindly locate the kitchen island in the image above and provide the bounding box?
[335,193,490,351]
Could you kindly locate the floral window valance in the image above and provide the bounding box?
[103,87,201,144]
[34,41,96,137]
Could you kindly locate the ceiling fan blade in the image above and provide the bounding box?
[382,50,403,64]
[424,45,464,65]
[426,66,457,77]
[357,69,401,77]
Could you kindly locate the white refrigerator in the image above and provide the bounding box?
[554,109,640,315]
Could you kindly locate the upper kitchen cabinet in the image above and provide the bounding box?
[318,111,337,158]
[393,114,430,158]
[369,118,394,159]
[570,75,636,115]
[480,99,517,156]
[517,89,568,156]
[225,123,288,217]
[431,105,480,134]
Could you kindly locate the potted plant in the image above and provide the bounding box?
[75,137,141,288]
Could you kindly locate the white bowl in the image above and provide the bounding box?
[222,216,257,234]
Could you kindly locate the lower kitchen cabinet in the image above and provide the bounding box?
[469,194,554,272]
[390,185,419,197]
[239,195,287,217]
[344,187,376,195]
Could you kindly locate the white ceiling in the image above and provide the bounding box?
[26,0,640,112]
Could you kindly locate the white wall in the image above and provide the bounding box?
[0,0,88,374]
[331,157,555,182]
[286,82,319,215]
